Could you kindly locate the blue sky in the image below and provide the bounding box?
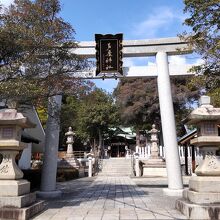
[58,0,195,93]
[59,0,186,41]
[1,0,202,93]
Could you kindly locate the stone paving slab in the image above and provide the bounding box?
[32,176,188,220]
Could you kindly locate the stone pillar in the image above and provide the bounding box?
[156,52,183,195]
[134,153,141,177]
[38,95,62,198]
[87,153,93,177]
[125,145,129,158]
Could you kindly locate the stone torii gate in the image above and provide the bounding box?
[39,37,194,198]
[73,37,193,196]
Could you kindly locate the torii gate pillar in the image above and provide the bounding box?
[156,51,183,195]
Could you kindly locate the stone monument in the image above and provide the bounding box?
[142,124,167,176]
[0,109,44,220]
[176,96,220,219]
[57,127,84,177]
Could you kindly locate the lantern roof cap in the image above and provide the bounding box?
[0,109,35,128]
[183,96,220,125]
[65,127,76,136]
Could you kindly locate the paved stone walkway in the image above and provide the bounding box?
[32,176,187,220]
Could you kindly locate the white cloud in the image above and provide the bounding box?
[147,61,156,66]
[133,6,184,38]
[0,0,14,7]
[123,58,135,67]
[194,58,205,66]
[123,57,153,67]
[123,56,204,68]
[169,56,187,65]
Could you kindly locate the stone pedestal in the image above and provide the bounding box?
[57,127,85,178]
[0,180,30,196]
[143,164,167,177]
[0,109,45,220]
[57,156,85,178]
[143,158,167,176]
[176,176,220,219]
[176,96,220,219]
[143,124,167,177]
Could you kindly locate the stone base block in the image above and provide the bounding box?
[36,190,62,199]
[176,198,220,220]
[78,167,85,177]
[58,157,80,168]
[183,188,189,200]
[0,193,36,208]
[189,176,220,193]
[146,158,165,164]
[187,190,220,204]
[0,200,45,220]
[163,188,183,197]
[143,166,167,177]
[0,180,30,196]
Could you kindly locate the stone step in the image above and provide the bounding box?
[100,158,133,176]
[101,169,132,172]
[98,173,131,176]
[0,200,45,220]
[100,170,132,173]
[102,164,131,166]
[103,167,131,168]
[101,168,132,170]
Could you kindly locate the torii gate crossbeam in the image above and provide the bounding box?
[73,37,192,57]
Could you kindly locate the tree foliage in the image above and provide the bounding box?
[59,88,120,148]
[0,0,90,106]
[114,77,200,138]
[183,0,220,106]
[114,78,159,130]
[76,88,120,144]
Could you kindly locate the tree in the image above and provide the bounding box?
[0,0,91,193]
[114,78,159,146]
[114,77,200,145]
[182,0,220,106]
[76,88,120,149]
[58,79,95,148]
[0,0,90,105]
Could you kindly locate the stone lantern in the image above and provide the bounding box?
[0,109,36,180]
[142,124,166,177]
[190,97,220,176]
[176,96,220,219]
[57,127,84,177]
[0,109,44,219]
[65,127,76,158]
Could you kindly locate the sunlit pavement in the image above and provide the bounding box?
[32,176,189,220]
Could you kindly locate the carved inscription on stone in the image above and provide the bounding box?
[0,154,11,173]
[0,165,9,173]
[207,153,217,169]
